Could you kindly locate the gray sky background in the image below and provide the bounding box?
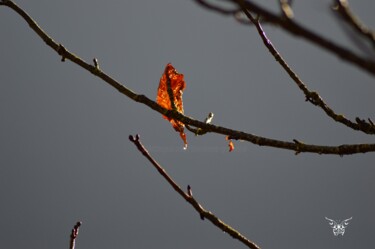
[1,1,374,249]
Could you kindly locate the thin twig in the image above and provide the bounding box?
[2,0,375,155]
[193,0,375,76]
[234,0,375,135]
[333,0,375,48]
[279,0,294,19]
[69,221,82,249]
[129,134,261,249]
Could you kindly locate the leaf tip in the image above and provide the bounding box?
[226,136,234,152]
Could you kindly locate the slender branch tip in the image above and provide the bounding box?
[187,185,193,197]
[57,44,67,62]
[93,58,100,69]
[129,134,140,142]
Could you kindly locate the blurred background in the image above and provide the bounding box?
[1,1,374,248]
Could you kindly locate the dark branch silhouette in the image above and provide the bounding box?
[234,1,375,135]
[2,1,375,248]
[333,0,375,48]
[1,0,374,155]
[194,0,375,76]
[129,134,260,249]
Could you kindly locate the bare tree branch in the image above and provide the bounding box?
[233,1,375,135]
[333,0,375,48]
[1,0,375,155]
[129,134,260,249]
[193,0,375,76]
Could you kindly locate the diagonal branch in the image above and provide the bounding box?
[234,0,375,135]
[193,0,375,76]
[2,0,375,155]
[333,0,375,48]
[129,134,261,249]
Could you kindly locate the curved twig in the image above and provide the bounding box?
[129,134,261,249]
[333,0,375,48]
[234,1,375,135]
[194,0,375,76]
[1,0,375,155]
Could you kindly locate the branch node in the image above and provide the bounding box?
[128,134,140,142]
[254,14,261,22]
[200,213,205,221]
[356,117,368,127]
[194,112,214,136]
[305,91,321,105]
[93,58,100,70]
[69,221,82,249]
[293,139,303,155]
[338,145,346,157]
[293,139,302,144]
[128,135,135,142]
[368,118,374,126]
[57,44,67,62]
[187,185,193,197]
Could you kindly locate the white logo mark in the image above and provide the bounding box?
[325,217,352,236]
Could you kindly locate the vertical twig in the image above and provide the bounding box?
[69,221,82,249]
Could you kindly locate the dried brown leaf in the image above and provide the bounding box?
[157,63,187,149]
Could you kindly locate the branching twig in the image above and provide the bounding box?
[129,134,261,249]
[194,0,375,76]
[333,0,375,48]
[234,1,375,135]
[1,0,375,155]
[69,221,82,249]
[186,112,214,135]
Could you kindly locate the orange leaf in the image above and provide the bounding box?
[226,136,235,152]
[228,140,235,152]
[156,63,187,149]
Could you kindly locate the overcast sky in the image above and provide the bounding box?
[1,1,375,249]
